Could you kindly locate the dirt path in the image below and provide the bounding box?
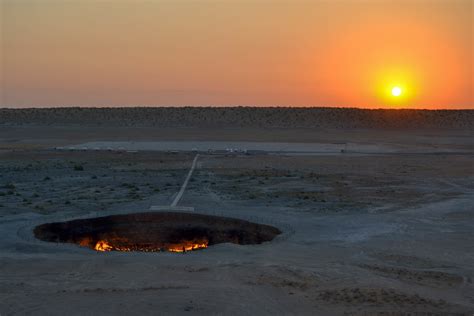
[171,154,199,207]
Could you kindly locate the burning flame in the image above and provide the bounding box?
[89,239,208,253]
[94,240,113,251]
[168,242,208,253]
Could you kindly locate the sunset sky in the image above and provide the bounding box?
[1,0,473,109]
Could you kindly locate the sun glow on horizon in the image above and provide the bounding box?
[383,81,410,106]
[370,65,417,107]
[391,86,402,97]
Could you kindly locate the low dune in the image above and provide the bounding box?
[1,107,473,130]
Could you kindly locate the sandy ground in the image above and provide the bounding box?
[0,125,473,315]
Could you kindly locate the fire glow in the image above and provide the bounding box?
[89,239,209,253]
[168,241,208,253]
[94,240,113,252]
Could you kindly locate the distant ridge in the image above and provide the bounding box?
[1,107,473,130]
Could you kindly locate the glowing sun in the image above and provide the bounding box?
[391,86,402,97]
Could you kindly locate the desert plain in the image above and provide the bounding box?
[0,108,473,315]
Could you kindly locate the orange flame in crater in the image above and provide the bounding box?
[168,242,208,253]
[89,239,208,253]
[94,240,113,251]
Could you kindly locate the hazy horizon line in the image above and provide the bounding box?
[1,105,473,111]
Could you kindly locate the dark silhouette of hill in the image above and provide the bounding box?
[1,107,472,130]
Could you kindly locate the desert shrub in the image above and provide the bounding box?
[4,183,15,190]
[73,165,84,171]
[127,192,140,199]
[34,205,45,211]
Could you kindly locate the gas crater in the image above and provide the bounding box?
[33,212,282,253]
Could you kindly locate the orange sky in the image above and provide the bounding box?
[1,0,472,109]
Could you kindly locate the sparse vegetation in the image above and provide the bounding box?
[1,107,473,129]
[34,205,45,211]
[4,183,15,190]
